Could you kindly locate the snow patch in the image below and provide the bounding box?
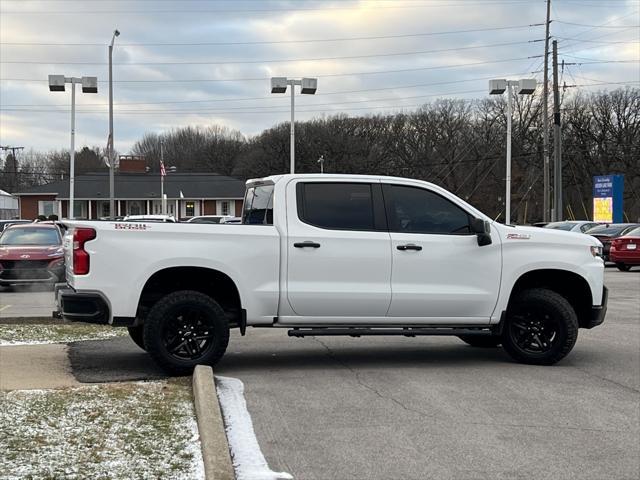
[216,376,293,480]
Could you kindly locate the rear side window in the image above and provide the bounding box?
[384,185,471,234]
[242,185,274,225]
[297,182,375,230]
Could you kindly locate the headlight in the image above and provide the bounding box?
[590,245,603,257]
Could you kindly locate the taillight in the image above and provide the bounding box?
[73,227,96,275]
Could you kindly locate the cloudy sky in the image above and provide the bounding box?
[0,0,638,155]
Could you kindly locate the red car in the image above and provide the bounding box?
[586,223,640,261]
[0,224,65,286]
[610,226,640,272]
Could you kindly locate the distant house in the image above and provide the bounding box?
[12,157,246,220]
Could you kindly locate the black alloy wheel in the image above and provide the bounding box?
[144,290,230,375]
[502,288,578,365]
[161,305,216,360]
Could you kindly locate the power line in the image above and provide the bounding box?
[1,73,529,107]
[0,40,542,65]
[0,55,535,84]
[0,1,548,15]
[553,21,640,28]
[3,82,635,116]
[0,23,545,47]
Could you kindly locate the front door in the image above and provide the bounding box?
[286,180,392,318]
[383,183,501,322]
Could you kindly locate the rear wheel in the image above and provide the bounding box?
[144,290,230,375]
[616,263,632,272]
[127,325,146,351]
[457,335,501,348]
[502,288,578,365]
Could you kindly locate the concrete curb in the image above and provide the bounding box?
[192,365,235,480]
[0,316,61,325]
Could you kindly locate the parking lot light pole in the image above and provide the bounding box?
[48,75,98,219]
[108,29,120,219]
[489,78,536,225]
[270,77,318,174]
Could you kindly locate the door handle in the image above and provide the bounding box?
[397,244,422,251]
[294,241,321,248]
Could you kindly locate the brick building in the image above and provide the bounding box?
[13,159,246,220]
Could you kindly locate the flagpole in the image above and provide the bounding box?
[160,140,165,215]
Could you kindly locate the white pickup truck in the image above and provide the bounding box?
[56,174,607,374]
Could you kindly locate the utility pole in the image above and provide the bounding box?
[542,0,551,222]
[0,146,24,191]
[552,39,563,222]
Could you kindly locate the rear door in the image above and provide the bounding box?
[285,180,392,318]
[383,183,501,322]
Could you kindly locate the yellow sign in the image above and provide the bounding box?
[593,197,613,223]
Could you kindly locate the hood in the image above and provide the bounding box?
[495,224,602,247]
[0,245,64,261]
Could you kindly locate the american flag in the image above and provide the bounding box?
[160,160,166,177]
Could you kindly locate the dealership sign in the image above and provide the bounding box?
[593,175,624,223]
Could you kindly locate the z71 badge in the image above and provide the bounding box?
[506,233,531,240]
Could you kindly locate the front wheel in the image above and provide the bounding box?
[616,263,632,272]
[502,288,578,366]
[143,290,230,375]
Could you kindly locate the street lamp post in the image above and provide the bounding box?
[489,78,536,225]
[108,29,120,219]
[270,77,318,174]
[48,75,98,219]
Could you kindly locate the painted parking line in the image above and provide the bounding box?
[216,376,292,480]
[0,305,12,312]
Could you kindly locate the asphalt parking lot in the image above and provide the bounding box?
[0,284,55,319]
[42,269,638,479]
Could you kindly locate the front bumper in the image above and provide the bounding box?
[584,286,608,329]
[0,263,64,285]
[55,285,110,324]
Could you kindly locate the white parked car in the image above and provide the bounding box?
[544,221,599,233]
[122,215,177,223]
[56,174,607,374]
[186,215,234,224]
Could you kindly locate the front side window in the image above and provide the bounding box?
[384,185,471,234]
[242,185,274,225]
[297,182,375,230]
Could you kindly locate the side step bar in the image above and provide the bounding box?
[288,327,495,338]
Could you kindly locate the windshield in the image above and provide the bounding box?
[0,227,61,246]
[586,224,632,236]
[545,222,575,231]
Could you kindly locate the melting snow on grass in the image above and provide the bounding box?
[216,376,293,480]
[0,380,204,479]
[0,324,128,345]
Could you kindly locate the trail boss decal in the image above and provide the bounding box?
[506,233,531,240]
[114,223,150,230]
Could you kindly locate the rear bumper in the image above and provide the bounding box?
[584,286,608,329]
[55,285,110,324]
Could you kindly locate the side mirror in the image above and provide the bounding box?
[470,217,492,246]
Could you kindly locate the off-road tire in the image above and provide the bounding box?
[127,325,146,351]
[616,263,632,272]
[502,288,578,365]
[144,290,230,375]
[457,335,502,348]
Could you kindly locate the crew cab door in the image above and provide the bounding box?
[383,183,501,322]
[285,180,392,318]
